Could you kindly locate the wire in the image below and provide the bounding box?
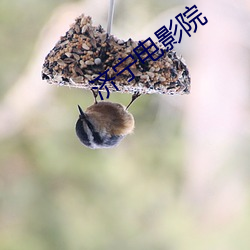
[107,0,115,35]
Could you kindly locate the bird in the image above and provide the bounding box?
[75,91,140,149]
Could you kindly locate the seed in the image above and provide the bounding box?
[74,66,83,75]
[81,26,88,34]
[72,53,80,60]
[65,52,72,58]
[94,58,101,65]
[72,76,84,83]
[141,75,149,81]
[63,58,75,64]
[82,44,90,50]
[75,24,80,34]
[57,59,67,66]
[147,72,154,78]
[131,68,142,76]
[85,60,94,65]
[118,39,124,45]
[85,75,92,80]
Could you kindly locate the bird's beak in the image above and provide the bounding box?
[77,105,86,119]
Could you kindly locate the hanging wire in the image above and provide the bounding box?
[107,0,115,35]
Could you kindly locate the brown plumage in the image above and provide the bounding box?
[85,102,134,136]
[75,100,135,149]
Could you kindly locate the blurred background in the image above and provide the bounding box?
[1,0,250,249]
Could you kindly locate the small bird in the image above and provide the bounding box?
[75,91,140,149]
